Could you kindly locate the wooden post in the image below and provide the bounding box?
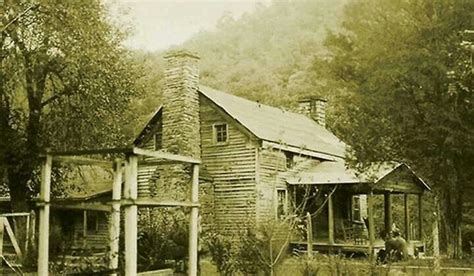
[83,210,88,247]
[124,155,138,276]
[25,213,30,254]
[383,192,392,236]
[404,194,410,241]
[418,194,423,241]
[0,218,4,268]
[38,154,52,276]
[188,164,199,276]
[327,192,334,245]
[367,191,375,259]
[109,160,122,275]
[306,212,313,257]
[433,212,440,273]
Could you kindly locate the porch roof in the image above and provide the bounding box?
[286,161,430,194]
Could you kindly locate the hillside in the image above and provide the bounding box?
[130,0,349,135]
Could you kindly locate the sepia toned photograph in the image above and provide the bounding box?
[0,0,473,275]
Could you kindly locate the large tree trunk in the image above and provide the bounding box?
[440,187,464,259]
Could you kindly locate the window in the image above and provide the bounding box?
[352,195,361,221]
[213,123,228,144]
[276,189,288,219]
[86,211,102,233]
[285,152,294,168]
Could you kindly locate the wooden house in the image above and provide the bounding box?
[131,50,431,255]
[40,50,430,258]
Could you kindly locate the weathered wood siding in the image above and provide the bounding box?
[257,149,321,224]
[136,120,162,197]
[71,211,109,250]
[200,97,257,232]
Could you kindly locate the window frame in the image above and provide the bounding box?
[212,123,229,145]
[276,188,288,219]
[351,195,362,222]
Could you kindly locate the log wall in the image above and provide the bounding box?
[200,98,257,232]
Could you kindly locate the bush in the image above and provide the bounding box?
[137,209,188,272]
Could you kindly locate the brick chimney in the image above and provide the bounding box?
[298,97,327,127]
[154,50,200,200]
[162,50,201,158]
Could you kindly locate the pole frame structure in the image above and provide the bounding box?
[34,147,201,275]
[109,159,123,275]
[38,154,52,276]
[188,164,200,276]
[124,155,138,276]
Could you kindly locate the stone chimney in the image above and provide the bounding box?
[298,97,327,127]
[154,50,200,201]
[162,50,201,158]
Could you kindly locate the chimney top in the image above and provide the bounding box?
[298,96,327,128]
[164,49,200,60]
[298,96,327,104]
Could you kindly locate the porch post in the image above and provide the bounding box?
[418,194,423,240]
[328,191,334,245]
[124,155,138,276]
[367,191,375,258]
[384,192,392,236]
[404,194,410,241]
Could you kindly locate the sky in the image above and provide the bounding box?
[111,0,268,52]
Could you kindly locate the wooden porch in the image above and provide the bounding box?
[287,162,431,258]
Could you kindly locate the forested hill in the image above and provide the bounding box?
[131,0,349,133]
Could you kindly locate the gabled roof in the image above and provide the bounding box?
[286,160,431,192]
[199,85,346,158]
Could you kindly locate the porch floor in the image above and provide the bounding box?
[290,239,425,256]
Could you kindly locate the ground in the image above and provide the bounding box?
[200,255,474,276]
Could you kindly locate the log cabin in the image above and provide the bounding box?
[9,49,430,260]
[130,50,431,256]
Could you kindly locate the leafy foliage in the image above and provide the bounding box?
[0,0,143,211]
[137,209,188,272]
[320,0,474,257]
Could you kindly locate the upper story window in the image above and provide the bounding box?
[213,123,228,144]
[285,152,294,169]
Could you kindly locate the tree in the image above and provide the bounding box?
[321,0,473,258]
[0,0,141,226]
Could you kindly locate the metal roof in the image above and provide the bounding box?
[286,161,431,191]
[199,85,346,158]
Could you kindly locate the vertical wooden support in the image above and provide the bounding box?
[38,154,52,276]
[25,213,30,254]
[433,212,440,273]
[83,210,88,247]
[367,191,375,259]
[0,218,4,267]
[124,155,138,276]
[109,160,122,275]
[404,194,410,241]
[30,211,36,251]
[306,212,313,257]
[418,194,423,240]
[383,192,392,236]
[327,192,334,245]
[188,164,199,276]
